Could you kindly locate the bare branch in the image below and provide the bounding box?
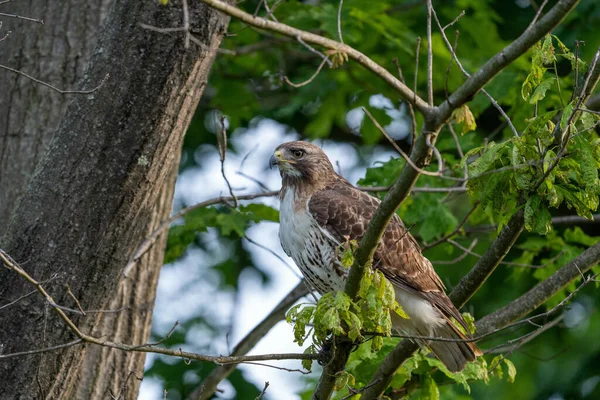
[337,0,344,44]
[477,241,600,333]
[196,0,431,114]
[450,209,525,307]
[0,340,83,360]
[0,11,43,24]
[527,0,550,30]
[0,65,109,94]
[0,250,322,367]
[284,56,330,87]
[426,0,433,106]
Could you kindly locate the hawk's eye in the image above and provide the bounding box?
[292,149,305,158]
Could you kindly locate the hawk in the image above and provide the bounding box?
[270,141,481,372]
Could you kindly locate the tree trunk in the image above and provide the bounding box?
[0,1,230,399]
[0,0,112,229]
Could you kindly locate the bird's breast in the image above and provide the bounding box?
[278,188,346,293]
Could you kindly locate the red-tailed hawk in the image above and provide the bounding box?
[270,141,481,372]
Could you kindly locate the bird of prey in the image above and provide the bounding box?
[270,141,481,372]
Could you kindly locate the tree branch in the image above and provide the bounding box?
[437,0,580,123]
[0,250,320,367]
[476,240,600,333]
[196,0,431,115]
[190,281,309,400]
[449,209,525,307]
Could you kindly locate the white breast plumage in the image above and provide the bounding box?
[278,187,346,293]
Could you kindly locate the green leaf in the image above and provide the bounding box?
[334,371,352,391]
[358,157,404,187]
[489,356,504,379]
[468,141,511,178]
[239,204,279,222]
[451,104,477,134]
[523,110,558,137]
[419,373,439,400]
[302,345,316,371]
[529,77,555,104]
[564,227,599,247]
[560,101,575,130]
[504,359,517,383]
[524,195,552,235]
[579,108,600,130]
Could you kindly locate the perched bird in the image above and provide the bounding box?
[270,141,481,372]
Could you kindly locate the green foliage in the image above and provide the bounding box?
[165,204,279,263]
[344,341,514,398]
[419,373,440,400]
[286,269,407,353]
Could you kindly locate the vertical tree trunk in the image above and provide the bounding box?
[0,1,230,399]
[0,0,112,227]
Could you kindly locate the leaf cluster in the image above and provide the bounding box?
[286,266,408,372]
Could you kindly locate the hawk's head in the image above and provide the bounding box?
[270,141,335,184]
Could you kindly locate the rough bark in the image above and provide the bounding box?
[0,0,112,228]
[0,1,229,399]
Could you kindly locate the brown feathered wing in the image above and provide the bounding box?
[308,179,481,372]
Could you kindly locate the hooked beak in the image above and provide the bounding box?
[269,150,282,169]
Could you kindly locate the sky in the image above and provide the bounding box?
[137,114,402,400]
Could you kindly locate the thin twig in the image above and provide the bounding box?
[0,289,36,311]
[216,114,238,207]
[527,0,549,30]
[284,56,330,87]
[426,0,433,106]
[430,238,478,264]
[447,239,564,269]
[447,124,468,183]
[431,7,520,137]
[182,0,190,48]
[296,35,333,67]
[244,236,303,280]
[0,340,83,360]
[190,281,310,400]
[414,37,421,107]
[255,382,270,400]
[392,59,417,154]
[442,10,465,31]
[0,66,109,94]
[423,201,479,250]
[0,12,43,24]
[485,315,563,355]
[0,248,322,366]
[337,0,344,44]
[65,284,86,315]
[445,30,459,101]
[361,107,462,181]
[425,132,443,173]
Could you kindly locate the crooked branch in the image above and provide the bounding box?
[197,0,430,114]
[0,250,321,367]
